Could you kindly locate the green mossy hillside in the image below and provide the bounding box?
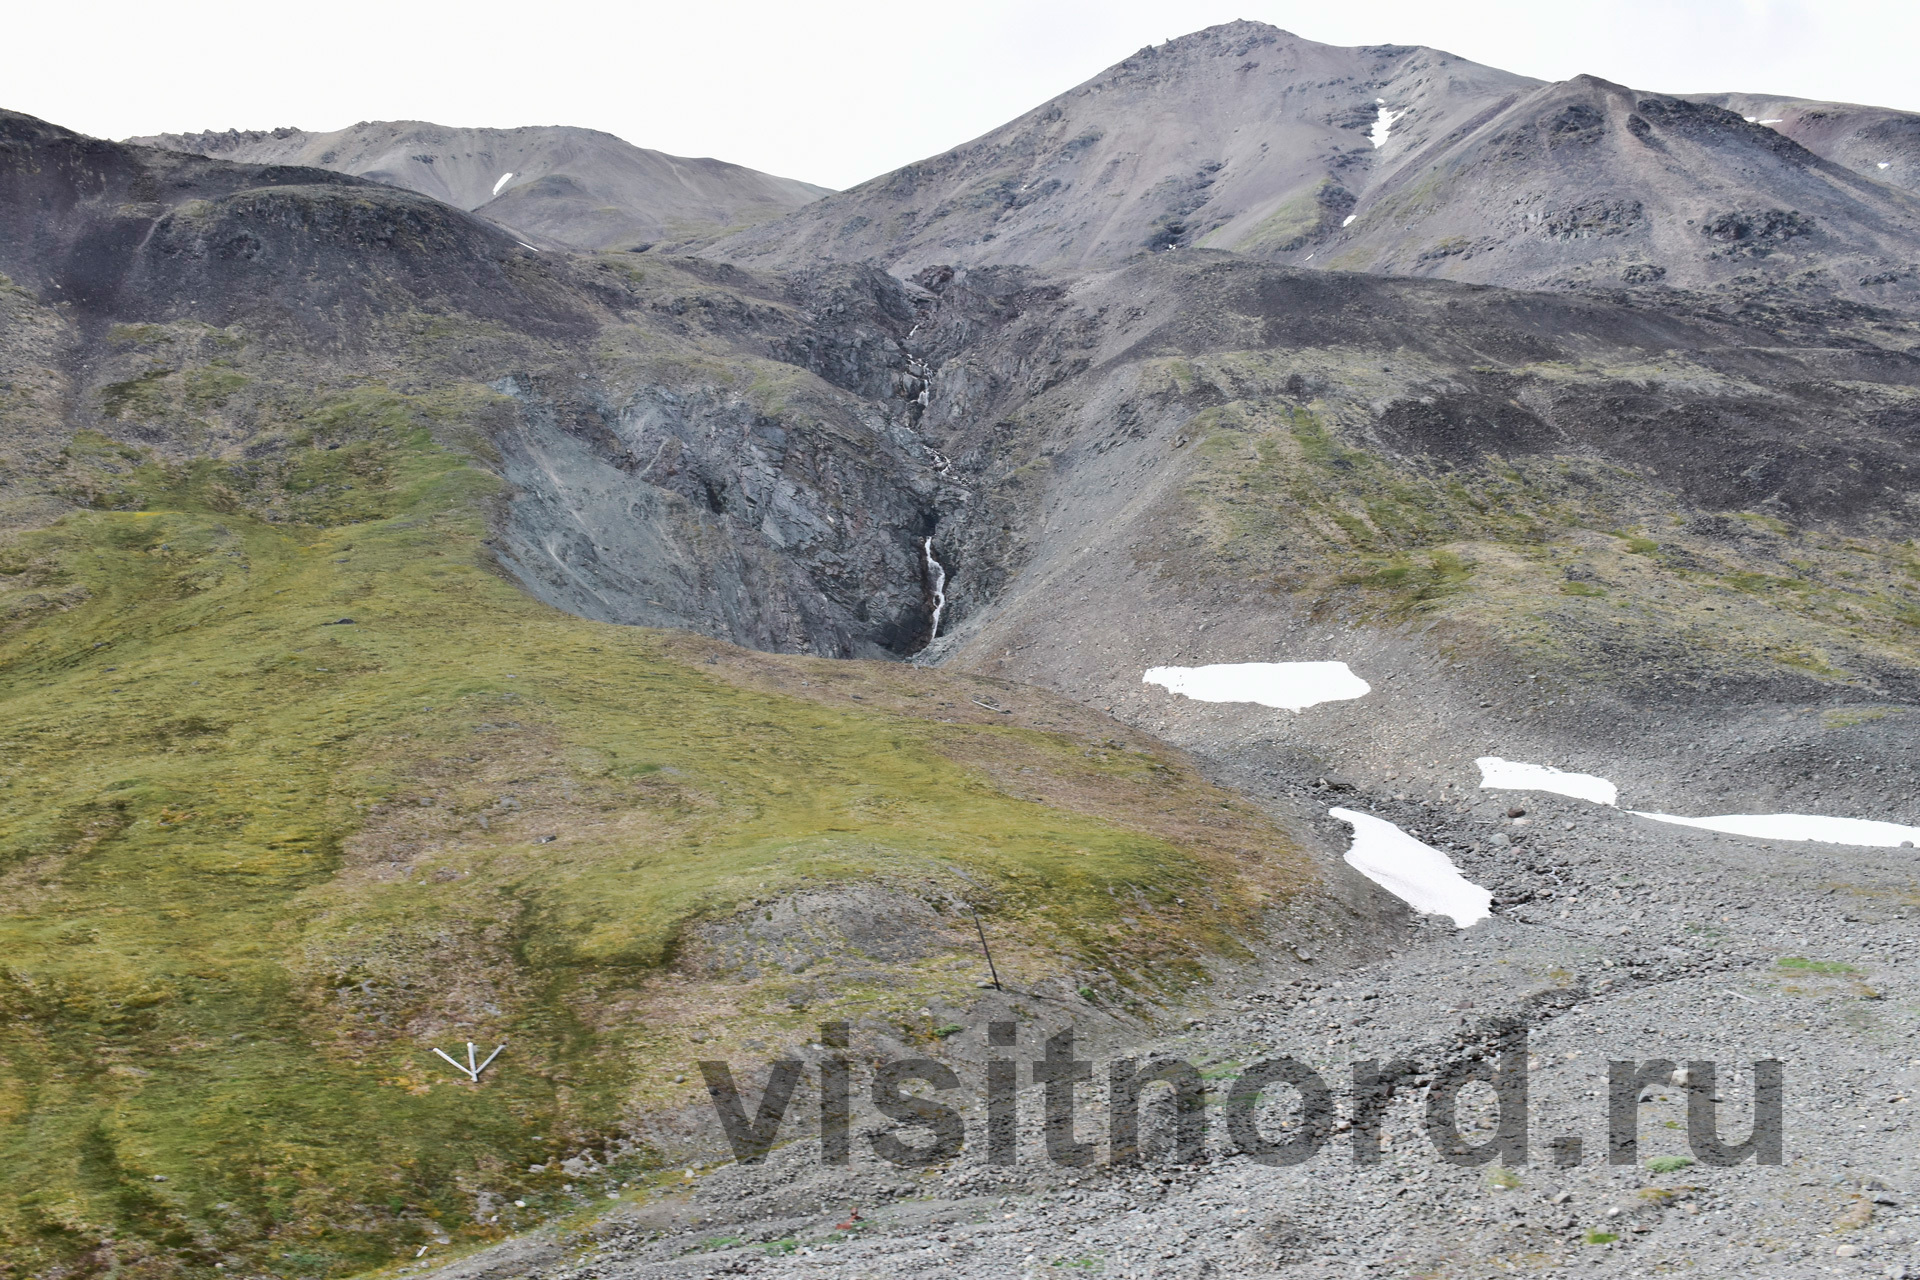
[0,401,1312,1278]
[1164,358,1920,691]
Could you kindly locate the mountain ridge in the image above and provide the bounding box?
[1687,90,1920,198]
[707,20,1920,308]
[129,119,833,253]
[5,17,1920,1276]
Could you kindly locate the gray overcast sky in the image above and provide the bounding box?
[14,1,1918,191]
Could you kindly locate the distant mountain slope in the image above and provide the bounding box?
[710,21,1920,306]
[1689,92,1920,196]
[129,120,832,252]
[711,22,1536,274]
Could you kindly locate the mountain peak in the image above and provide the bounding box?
[708,27,1920,306]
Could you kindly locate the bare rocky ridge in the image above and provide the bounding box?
[1690,92,1920,199]
[129,121,831,253]
[709,22,1920,309]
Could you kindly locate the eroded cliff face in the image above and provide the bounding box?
[0,111,959,659]
[479,260,958,658]
[490,361,937,658]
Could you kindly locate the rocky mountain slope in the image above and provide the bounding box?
[5,16,1920,1278]
[711,22,1920,308]
[2,109,927,658]
[0,109,1370,1277]
[1691,91,1920,198]
[907,255,1920,714]
[129,121,831,252]
[413,805,1920,1280]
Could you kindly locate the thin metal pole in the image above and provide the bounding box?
[969,903,1001,991]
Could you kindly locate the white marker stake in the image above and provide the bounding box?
[433,1042,505,1081]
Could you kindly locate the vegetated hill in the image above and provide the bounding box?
[885,257,1920,792]
[710,20,1920,308]
[129,120,832,252]
[0,110,1351,1277]
[10,30,1920,1267]
[1,109,930,658]
[1688,91,1920,197]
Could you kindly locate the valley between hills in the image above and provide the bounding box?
[2,20,1917,1280]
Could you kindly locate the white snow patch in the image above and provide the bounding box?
[515,241,539,252]
[1369,103,1404,149]
[1744,116,1758,122]
[1143,662,1370,713]
[1341,214,1357,227]
[1879,161,1893,169]
[1330,808,1492,927]
[492,172,515,196]
[1629,811,1920,848]
[1477,757,1617,806]
[1758,118,1783,124]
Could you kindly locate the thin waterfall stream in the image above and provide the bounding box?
[921,537,947,640]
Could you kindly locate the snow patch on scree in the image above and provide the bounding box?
[1143,662,1370,713]
[1369,100,1403,149]
[1477,757,1617,806]
[1330,808,1491,927]
[492,172,515,196]
[1630,811,1920,848]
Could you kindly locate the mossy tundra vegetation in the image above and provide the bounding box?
[1171,358,1920,690]
[7,84,1920,1279]
[0,115,1328,1277]
[0,321,1311,1275]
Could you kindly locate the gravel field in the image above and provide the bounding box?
[418,754,1918,1280]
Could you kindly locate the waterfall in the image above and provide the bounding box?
[921,537,947,640]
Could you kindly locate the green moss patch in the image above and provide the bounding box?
[1161,365,1920,691]
[0,400,1312,1277]
[1775,956,1861,976]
